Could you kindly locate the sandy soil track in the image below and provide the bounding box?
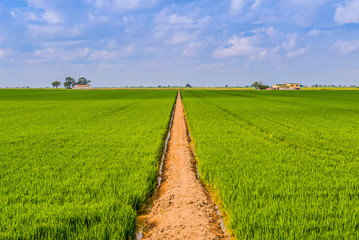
[142,92,225,240]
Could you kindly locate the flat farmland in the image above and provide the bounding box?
[182,90,359,239]
[0,89,176,239]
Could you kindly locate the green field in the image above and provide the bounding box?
[182,90,359,239]
[2,89,359,239]
[0,89,176,239]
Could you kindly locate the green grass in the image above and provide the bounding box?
[182,90,359,239]
[0,89,176,239]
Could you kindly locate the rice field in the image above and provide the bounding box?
[2,89,359,239]
[0,89,176,239]
[181,90,359,239]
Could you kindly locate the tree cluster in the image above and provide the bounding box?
[51,77,91,89]
[253,81,269,90]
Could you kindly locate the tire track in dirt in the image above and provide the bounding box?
[142,91,225,240]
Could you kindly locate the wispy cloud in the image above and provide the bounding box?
[307,29,323,37]
[153,7,211,55]
[230,0,249,14]
[31,47,89,62]
[334,0,359,24]
[27,24,85,38]
[282,33,297,50]
[286,46,309,58]
[333,40,359,54]
[213,27,309,60]
[86,0,161,12]
[88,45,135,61]
[0,49,13,59]
[213,35,262,58]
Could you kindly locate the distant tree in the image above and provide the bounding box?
[258,84,269,90]
[77,77,91,85]
[185,83,192,88]
[64,77,76,89]
[253,81,269,90]
[52,81,61,89]
[64,81,71,89]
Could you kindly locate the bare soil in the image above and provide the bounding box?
[142,92,225,240]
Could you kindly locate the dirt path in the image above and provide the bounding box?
[142,91,225,240]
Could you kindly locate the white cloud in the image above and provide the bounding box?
[88,12,110,22]
[307,29,334,37]
[228,0,330,26]
[12,1,64,24]
[87,0,160,12]
[155,9,199,27]
[286,46,309,58]
[30,44,134,62]
[28,24,84,38]
[62,48,90,60]
[10,9,41,22]
[198,16,211,24]
[335,0,359,24]
[333,40,359,54]
[32,47,90,61]
[0,49,13,59]
[88,45,135,61]
[263,26,278,37]
[231,0,248,13]
[154,9,210,49]
[288,0,326,5]
[307,29,322,37]
[213,26,310,60]
[257,50,267,59]
[182,42,202,56]
[250,0,263,10]
[167,14,193,24]
[39,40,87,48]
[42,10,62,24]
[26,0,51,8]
[213,35,262,58]
[165,32,198,45]
[282,33,297,50]
[88,50,116,61]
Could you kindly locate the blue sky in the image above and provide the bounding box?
[0,0,359,87]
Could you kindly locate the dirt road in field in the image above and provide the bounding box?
[142,92,225,240]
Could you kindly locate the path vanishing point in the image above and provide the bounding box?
[142,92,225,239]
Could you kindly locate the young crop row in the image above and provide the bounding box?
[182,90,359,239]
[0,89,176,239]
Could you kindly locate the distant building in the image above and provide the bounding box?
[272,83,300,90]
[73,85,92,89]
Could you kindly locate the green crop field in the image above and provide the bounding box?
[182,90,359,239]
[2,89,359,239]
[0,89,176,239]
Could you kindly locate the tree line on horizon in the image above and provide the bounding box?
[52,77,91,89]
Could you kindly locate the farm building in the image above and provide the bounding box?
[272,83,300,90]
[73,85,92,89]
